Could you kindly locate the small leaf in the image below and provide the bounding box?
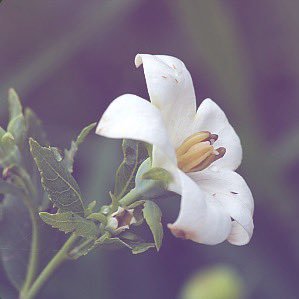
[120,231,142,242]
[127,200,145,209]
[24,108,48,146]
[64,122,96,173]
[7,89,26,147]
[29,139,85,216]
[87,212,107,224]
[131,243,155,254]
[69,232,111,259]
[142,167,172,187]
[114,139,148,200]
[39,212,99,238]
[69,239,97,259]
[0,132,20,168]
[76,122,97,145]
[101,237,131,250]
[85,200,97,216]
[143,200,164,251]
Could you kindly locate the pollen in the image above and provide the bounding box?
[176,131,226,173]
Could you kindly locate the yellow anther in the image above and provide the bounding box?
[177,142,214,172]
[176,132,225,173]
[176,131,211,156]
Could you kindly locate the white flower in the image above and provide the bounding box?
[96,54,254,246]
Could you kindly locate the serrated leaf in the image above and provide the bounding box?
[39,211,99,238]
[29,139,85,216]
[24,108,48,146]
[114,139,148,200]
[64,122,96,173]
[7,89,26,147]
[143,200,163,251]
[142,167,172,186]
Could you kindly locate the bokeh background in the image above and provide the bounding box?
[1,0,299,298]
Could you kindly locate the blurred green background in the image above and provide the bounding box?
[1,0,299,298]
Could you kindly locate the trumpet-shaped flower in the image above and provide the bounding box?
[96,54,254,246]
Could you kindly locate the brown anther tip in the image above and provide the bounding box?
[209,134,218,144]
[216,147,226,158]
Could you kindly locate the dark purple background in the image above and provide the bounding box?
[1,1,299,298]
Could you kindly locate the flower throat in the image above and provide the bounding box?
[176,131,226,173]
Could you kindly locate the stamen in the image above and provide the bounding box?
[177,142,213,172]
[214,147,226,160]
[176,132,226,173]
[191,153,217,172]
[176,131,211,156]
[209,134,218,145]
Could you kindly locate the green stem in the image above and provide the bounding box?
[20,196,40,296]
[119,181,156,207]
[22,234,78,299]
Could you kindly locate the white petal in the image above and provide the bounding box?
[189,168,254,245]
[192,98,242,170]
[135,54,197,147]
[96,94,176,163]
[168,171,232,245]
[228,221,253,246]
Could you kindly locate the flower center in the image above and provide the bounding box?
[176,131,226,173]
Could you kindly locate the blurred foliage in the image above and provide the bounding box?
[180,265,245,299]
[1,0,299,298]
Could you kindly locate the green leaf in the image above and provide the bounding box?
[39,211,99,238]
[7,89,26,147]
[0,195,30,290]
[24,108,48,146]
[69,232,111,259]
[29,139,85,216]
[131,243,155,254]
[114,139,148,200]
[143,200,163,251]
[64,122,96,173]
[85,200,97,216]
[127,200,145,209]
[87,212,107,224]
[142,167,172,187]
[101,237,131,250]
[76,122,97,145]
[100,236,154,254]
[69,239,97,259]
[0,132,20,168]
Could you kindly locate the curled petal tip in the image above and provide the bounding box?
[134,54,143,68]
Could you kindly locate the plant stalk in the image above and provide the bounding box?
[22,234,78,299]
[20,195,40,296]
